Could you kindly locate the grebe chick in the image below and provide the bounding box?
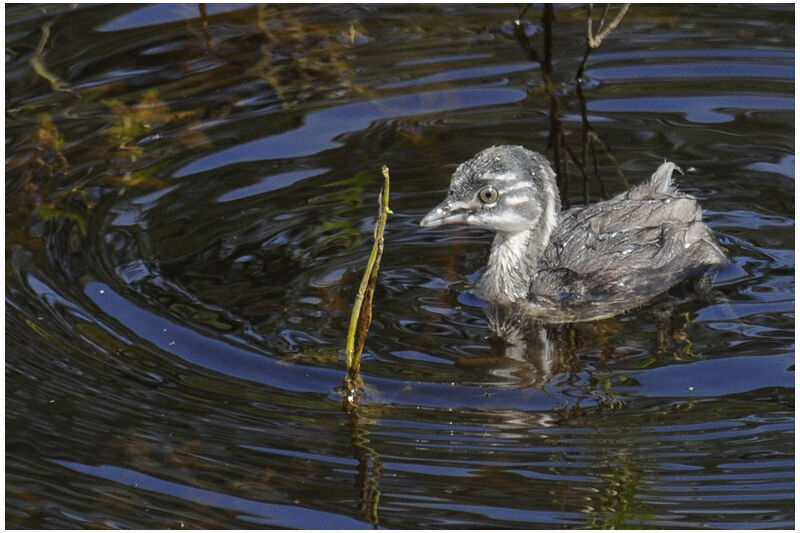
[420,145,726,321]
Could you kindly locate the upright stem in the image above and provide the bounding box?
[344,167,391,397]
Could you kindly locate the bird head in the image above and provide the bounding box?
[420,145,560,234]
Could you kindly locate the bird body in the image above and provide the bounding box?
[420,146,726,321]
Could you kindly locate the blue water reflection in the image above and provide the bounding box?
[175,87,526,176]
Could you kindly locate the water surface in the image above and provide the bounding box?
[6,4,794,528]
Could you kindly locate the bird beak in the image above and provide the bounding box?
[420,198,476,227]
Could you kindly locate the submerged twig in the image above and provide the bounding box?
[343,166,392,407]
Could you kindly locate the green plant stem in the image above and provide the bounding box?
[344,166,392,376]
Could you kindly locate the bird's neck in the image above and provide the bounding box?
[477,206,559,303]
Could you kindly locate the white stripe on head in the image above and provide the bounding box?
[490,171,519,182]
[499,182,534,194]
[503,194,531,206]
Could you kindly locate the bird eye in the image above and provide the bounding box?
[478,187,498,204]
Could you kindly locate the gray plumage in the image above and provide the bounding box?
[420,145,726,321]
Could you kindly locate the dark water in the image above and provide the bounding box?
[6,4,794,529]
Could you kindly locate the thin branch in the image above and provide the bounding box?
[587,3,631,48]
[515,4,629,205]
[512,19,541,66]
[577,3,630,80]
[590,132,629,189]
[198,4,213,51]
